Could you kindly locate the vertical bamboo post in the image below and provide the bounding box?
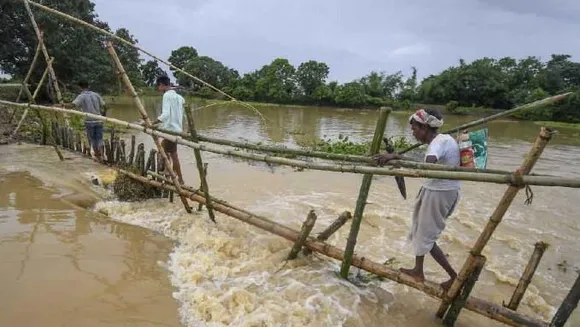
[136,143,145,173]
[104,139,112,163]
[442,255,487,326]
[288,210,318,260]
[128,135,136,165]
[340,107,391,278]
[437,127,554,318]
[145,149,157,172]
[106,41,191,213]
[197,163,209,211]
[303,211,352,255]
[185,106,216,222]
[22,0,65,109]
[505,242,549,311]
[119,139,126,165]
[551,272,580,327]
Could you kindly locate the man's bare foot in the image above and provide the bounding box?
[441,277,456,291]
[399,267,425,283]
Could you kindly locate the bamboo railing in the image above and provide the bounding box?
[2,2,579,326]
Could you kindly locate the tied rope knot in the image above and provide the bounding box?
[511,168,534,205]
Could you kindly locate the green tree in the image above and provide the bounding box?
[113,28,144,87]
[334,82,366,107]
[183,56,239,91]
[295,60,329,98]
[140,60,167,87]
[168,46,198,86]
[254,58,297,103]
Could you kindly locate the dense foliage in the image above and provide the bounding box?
[1,0,579,122]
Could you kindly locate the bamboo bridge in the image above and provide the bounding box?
[1,1,580,326]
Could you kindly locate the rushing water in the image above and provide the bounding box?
[1,100,580,327]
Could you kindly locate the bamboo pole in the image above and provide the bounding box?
[341,107,390,278]
[118,168,549,327]
[288,210,317,260]
[5,100,580,189]
[436,127,554,318]
[22,0,65,109]
[128,135,136,165]
[154,125,546,177]
[505,242,549,311]
[399,93,571,155]
[185,106,215,222]
[106,41,191,213]
[303,211,352,255]
[197,163,209,211]
[442,255,486,326]
[136,143,145,174]
[551,273,580,327]
[26,0,265,121]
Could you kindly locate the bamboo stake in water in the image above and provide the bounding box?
[119,168,549,327]
[288,210,317,260]
[442,255,487,326]
[303,211,352,255]
[185,106,215,222]
[551,272,580,327]
[436,127,554,318]
[340,107,391,278]
[505,241,549,311]
[105,41,191,213]
[399,93,571,155]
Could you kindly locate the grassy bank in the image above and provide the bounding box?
[534,121,580,130]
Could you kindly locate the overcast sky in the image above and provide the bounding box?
[91,0,580,83]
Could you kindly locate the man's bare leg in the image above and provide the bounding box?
[399,255,425,282]
[430,243,457,290]
[170,151,184,185]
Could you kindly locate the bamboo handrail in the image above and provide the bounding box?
[151,125,550,177]
[3,100,580,189]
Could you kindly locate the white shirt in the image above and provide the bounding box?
[157,90,185,133]
[423,134,461,191]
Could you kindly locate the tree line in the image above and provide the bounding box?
[1,0,579,122]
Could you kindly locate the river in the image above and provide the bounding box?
[1,100,579,327]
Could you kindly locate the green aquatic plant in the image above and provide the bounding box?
[298,134,412,156]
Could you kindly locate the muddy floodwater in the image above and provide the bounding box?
[1,101,580,327]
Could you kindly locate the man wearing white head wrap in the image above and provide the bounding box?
[374,108,460,290]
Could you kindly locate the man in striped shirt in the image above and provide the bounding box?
[152,76,185,184]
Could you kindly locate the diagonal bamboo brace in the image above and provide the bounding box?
[105,41,192,214]
[443,255,486,326]
[505,241,549,311]
[185,107,215,222]
[22,0,65,110]
[551,272,580,327]
[340,107,391,278]
[436,127,554,318]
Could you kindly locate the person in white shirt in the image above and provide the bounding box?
[375,108,460,290]
[152,76,185,184]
